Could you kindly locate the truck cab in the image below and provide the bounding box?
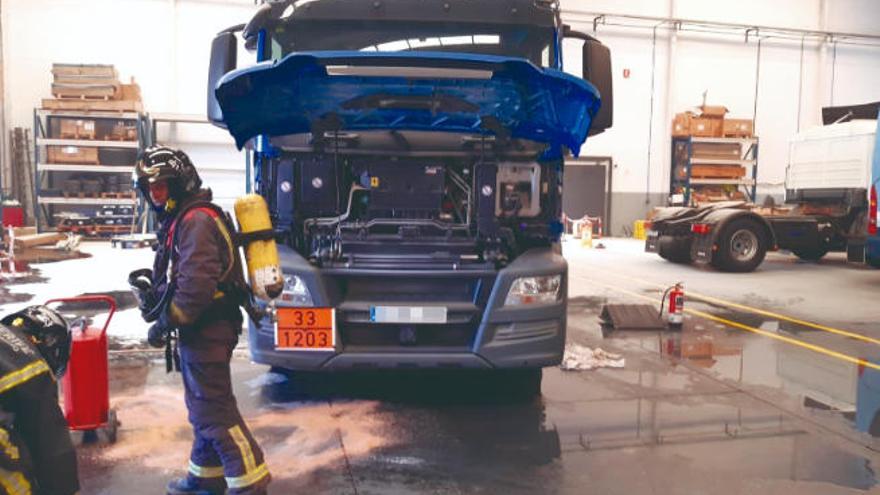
[205,0,612,387]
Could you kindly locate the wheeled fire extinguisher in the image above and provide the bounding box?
[661,283,684,327]
[46,295,120,443]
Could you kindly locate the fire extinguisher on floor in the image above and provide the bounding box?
[661,283,684,327]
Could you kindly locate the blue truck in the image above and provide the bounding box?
[647,107,880,272]
[205,0,612,393]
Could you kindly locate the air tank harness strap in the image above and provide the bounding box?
[165,329,181,373]
[234,229,276,246]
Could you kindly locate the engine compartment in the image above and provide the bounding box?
[261,135,562,269]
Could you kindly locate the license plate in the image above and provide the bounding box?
[647,230,659,238]
[275,308,335,351]
[370,306,448,324]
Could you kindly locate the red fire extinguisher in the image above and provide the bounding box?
[662,283,684,327]
[46,295,119,442]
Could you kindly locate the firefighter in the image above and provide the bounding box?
[128,146,270,495]
[0,305,79,495]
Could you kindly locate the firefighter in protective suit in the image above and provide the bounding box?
[0,305,79,495]
[128,146,270,495]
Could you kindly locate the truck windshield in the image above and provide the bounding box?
[269,20,557,68]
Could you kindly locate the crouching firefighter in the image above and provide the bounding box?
[0,305,79,495]
[128,146,270,495]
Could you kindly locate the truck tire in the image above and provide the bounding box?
[658,236,693,264]
[494,369,543,399]
[792,246,829,261]
[710,218,768,272]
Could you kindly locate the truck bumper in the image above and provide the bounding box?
[248,246,567,371]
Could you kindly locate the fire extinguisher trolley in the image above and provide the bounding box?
[45,295,120,443]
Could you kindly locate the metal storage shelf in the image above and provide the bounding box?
[670,135,759,206]
[37,163,133,173]
[34,109,151,234]
[36,138,139,149]
[690,158,756,166]
[35,109,141,120]
[38,197,137,206]
[689,178,757,186]
[690,137,758,145]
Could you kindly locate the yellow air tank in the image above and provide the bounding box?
[234,194,283,300]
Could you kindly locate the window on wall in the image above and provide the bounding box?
[269,20,556,67]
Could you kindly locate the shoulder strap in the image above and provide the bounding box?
[167,201,237,283]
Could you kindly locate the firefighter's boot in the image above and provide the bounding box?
[166,475,227,495]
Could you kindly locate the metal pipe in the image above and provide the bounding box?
[752,37,762,123]
[796,35,806,132]
[830,39,838,105]
[645,22,664,204]
[563,9,880,45]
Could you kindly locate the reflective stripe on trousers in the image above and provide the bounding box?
[179,337,269,494]
[0,467,30,495]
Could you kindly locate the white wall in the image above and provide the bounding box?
[562,0,880,204]
[3,0,880,214]
[1,0,256,210]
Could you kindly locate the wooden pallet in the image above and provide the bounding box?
[53,76,119,85]
[52,64,118,79]
[100,191,136,199]
[53,93,113,101]
[13,233,67,249]
[111,234,156,249]
[41,98,143,113]
[52,82,118,99]
[102,134,137,142]
[63,191,102,199]
[690,165,746,179]
[94,225,132,235]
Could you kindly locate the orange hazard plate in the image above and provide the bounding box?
[275,308,335,351]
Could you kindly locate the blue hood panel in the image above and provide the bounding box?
[215,51,601,156]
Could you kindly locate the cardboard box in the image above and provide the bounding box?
[672,112,694,137]
[692,143,741,159]
[118,81,142,102]
[47,146,99,165]
[699,105,728,118]
[59,119,96,140]
[108,122,137,141]
[723,118,754,137]
[690,117,723,137]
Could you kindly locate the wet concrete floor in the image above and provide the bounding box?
[66,239,880,494]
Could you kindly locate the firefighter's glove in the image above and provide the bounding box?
[147,311,173,349]
[128,268,155,318]
[147,322,167,348]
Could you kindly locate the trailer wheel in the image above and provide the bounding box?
[711,219,767,272]
[792,246,829,261]
[658,236,693,264]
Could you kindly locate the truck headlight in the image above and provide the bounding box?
[280,275,314,307]
[504,275,562,306]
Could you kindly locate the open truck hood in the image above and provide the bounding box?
[214,51,601,156]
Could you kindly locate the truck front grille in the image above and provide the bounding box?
[329,273,495,350]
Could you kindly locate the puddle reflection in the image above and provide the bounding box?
[600,308,880,439]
